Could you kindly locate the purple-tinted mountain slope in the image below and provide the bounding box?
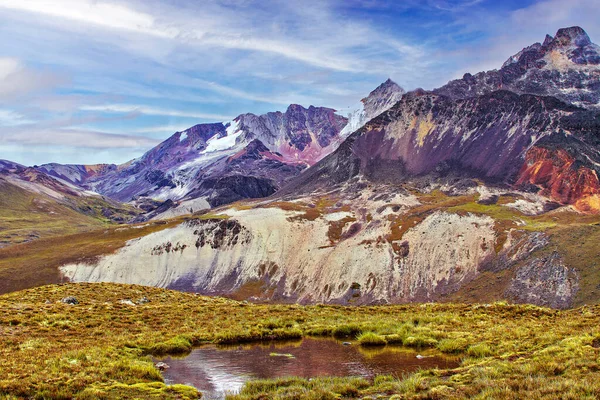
[37,81,405,213]
[279,28,600,213]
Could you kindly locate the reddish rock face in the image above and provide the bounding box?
[517,146,600,212]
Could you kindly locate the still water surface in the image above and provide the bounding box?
[158,337,459,399]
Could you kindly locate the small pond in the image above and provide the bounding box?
[156,337,459,399]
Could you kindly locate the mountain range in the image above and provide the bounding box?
[34,79,404,220]
[2,26,600,310]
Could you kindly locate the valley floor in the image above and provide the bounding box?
[1,283,599,399]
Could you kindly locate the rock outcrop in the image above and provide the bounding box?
[61,207,499,304]
[505,252,579,309]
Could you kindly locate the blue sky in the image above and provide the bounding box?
[0,0,599,166]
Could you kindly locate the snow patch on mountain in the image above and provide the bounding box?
[203,119,243,153]
[337,102,366,138]
[336,79,405,138]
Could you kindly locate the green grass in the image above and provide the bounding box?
[0,177,146,248]
[437,337,469,353]
[356,332,387,346]
[467,343,493,358]
[0,179,107,246]
[1,283,600,399]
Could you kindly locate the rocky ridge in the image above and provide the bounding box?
[435,26,600,108]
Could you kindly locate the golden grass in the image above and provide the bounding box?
[0,213,225,295]
[544,223,600,306]
[1,283,600,399]
[0,178,144,247]
[273,197,342,222]
[0,180,106,246]
[327,216,356,244]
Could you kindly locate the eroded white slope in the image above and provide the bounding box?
[61,205,496,303]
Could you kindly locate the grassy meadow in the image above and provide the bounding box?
[0,178,144,248]
[1,283,599,399]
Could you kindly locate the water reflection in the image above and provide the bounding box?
[157,337,458,399]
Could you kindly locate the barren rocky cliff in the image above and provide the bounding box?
[60,182,587,309]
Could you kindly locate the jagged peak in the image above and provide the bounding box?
[370,78,404,94]
[286,103,305,113]
[501,42,543,68]
[552,26,591,47]
[284,103,336,114]
[361,78,405,105]
[501,26,597,70]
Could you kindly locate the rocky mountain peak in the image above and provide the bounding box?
[361,78,405,120]
[544,26,599,66]
[502,27,599,70]
[436,26,600,108]
[552,26,591,47]
[362,78,403,102]
[374,78,398,91]
[285,103,306,114]
[501,42,543,68]
[335,79,406,139]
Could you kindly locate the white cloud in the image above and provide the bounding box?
[0,57,19,79]
[0,127,160,149]
[0,57,65,101]
[0,0,176,38]
[0,0,422,75]
[0,109,32,126]
[90,124,199,135]
[509,0,600,39]
[199,35,361,73]
[132,124,195,134]
[187,78,319,106]
[80,104,233,121]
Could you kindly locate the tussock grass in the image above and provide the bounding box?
[356,332,387,346]
[332,323,363,338]
[467,343,493,358]
[438,337,470,353]
[1,283,600,399]
[230,376,370,400]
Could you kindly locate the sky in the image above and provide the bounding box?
[0,0,599,166]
